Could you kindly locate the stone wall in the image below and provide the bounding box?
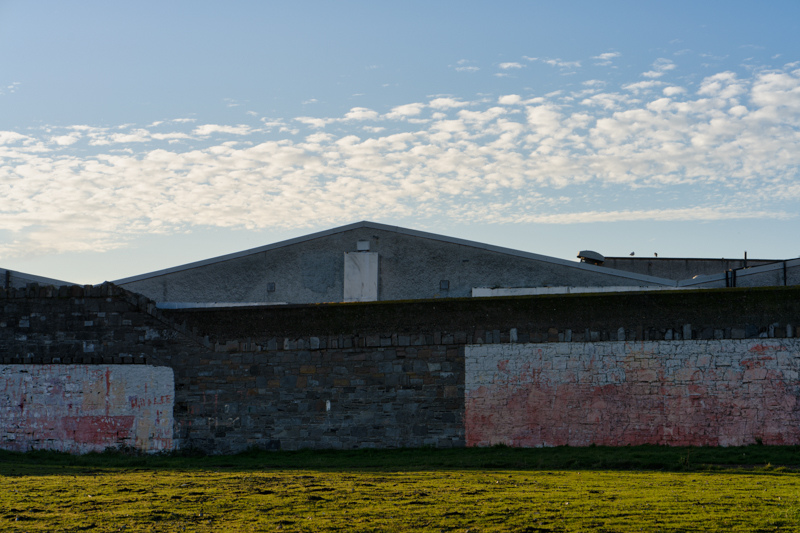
[466,339,800,447]
[0,365,174,453]
[1,283,800,453]
[174,340,463,453]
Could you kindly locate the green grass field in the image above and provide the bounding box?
[2,445,800,532]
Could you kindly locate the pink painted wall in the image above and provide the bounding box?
[465,339,800,447]
[0,365,174,453]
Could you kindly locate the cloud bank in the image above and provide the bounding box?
[1,65,799,257]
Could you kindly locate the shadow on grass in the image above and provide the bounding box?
[2,444,800,476]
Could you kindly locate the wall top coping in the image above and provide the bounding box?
[112,220,678,287]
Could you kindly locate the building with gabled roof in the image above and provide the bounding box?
[114,221,678,305]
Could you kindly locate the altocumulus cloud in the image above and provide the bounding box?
[1,66,799,256]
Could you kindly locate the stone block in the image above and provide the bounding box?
[683,324,692,340]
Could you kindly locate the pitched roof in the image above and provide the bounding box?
[113,220,677,286]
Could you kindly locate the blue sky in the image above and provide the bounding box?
[1,1,799,283]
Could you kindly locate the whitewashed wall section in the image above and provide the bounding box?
[465,339,800,448]
[0,365,174,453]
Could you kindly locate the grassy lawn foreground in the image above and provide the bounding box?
[2,446,800,532]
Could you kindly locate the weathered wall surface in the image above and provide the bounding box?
[2,284,800,453]
[466,339,800,447]
[0,365,174,453]
[119,226,670,304]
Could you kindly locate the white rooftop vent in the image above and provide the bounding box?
[577,250,605,266]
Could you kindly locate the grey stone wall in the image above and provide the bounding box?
[174,339,463,453]
[3,283,800,454]
[0,284,467,453]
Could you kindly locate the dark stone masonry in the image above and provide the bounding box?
[1,283,799,453]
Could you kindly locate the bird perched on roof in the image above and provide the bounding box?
[654,253,658,257]
[630,252,635,256]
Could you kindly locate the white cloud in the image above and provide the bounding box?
[385,103,425,119]
[642,58,677,78]
[594,52,620,60]
[3,65,800,257]
[455,59,479,72]
[662,86,686,96]
[593,52,620,66]
[0,131,29,144]
[544,59,581,69]
[508,208,792,224]
[697,71,745,98]
[428,98,469,109]
[294,117,335,129]
[499,62,523,70]
[498,94,522,105]
[193,124,253,136]
[51,133,82,146]
[580,93,633,110]
[622,81,664,93]
[343,107,379,121]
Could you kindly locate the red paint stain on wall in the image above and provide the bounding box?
[1,365,174,454]
[466,340,800,447]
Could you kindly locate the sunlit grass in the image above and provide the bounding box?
[2,446,800,531]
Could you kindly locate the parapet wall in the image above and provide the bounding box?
[1,284,799,453]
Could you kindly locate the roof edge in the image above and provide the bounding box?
[114,220,678,286]
[1,267,74,287]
